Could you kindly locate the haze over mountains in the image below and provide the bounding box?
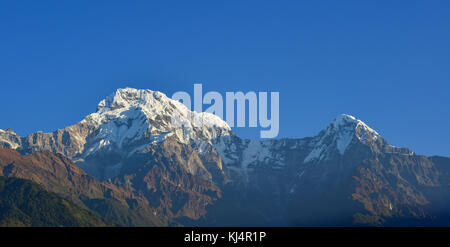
[1,88,449,226]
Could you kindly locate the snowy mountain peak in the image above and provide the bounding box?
[86,88,230,130]
[97,88,165,111]
[331,114,380,137]
[77,88,231,159]
[332,114,358,127]
[304,114,382,163]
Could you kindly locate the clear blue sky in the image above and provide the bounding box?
[0,1,449,156]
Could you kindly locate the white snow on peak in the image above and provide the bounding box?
[304,114,381,163]
[331,114,380,145]
[91,88,230,130]
[79,88,231,155]
[332,114,379,136]
[332,114,357,127]
[0,129,21,150]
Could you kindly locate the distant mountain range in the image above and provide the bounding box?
[1,88,449,226]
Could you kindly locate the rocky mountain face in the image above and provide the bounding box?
[204,114,449,226]
[0,129,21,149]
[0,148,170,226]
[1,88,449,226]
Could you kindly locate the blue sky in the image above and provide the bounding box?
[0,1,449,156]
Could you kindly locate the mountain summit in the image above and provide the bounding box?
[304,114,383,163]
[94,88,230,131]
[80,88,231,158]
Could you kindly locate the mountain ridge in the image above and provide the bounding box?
[1,88,449,226]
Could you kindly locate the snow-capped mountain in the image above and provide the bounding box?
[0,88,414,192]
[21,88,230,158]
[86,88,231,149]
[0,88,395,174]
[1,88,448,226]
[3,88,232,178]
[303,114,382,163]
